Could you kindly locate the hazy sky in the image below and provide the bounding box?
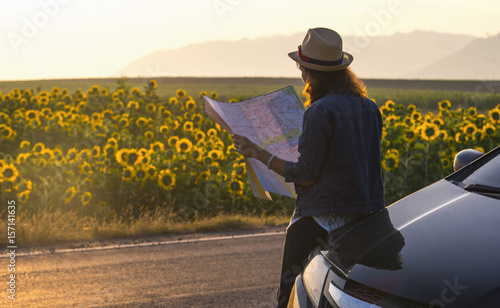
[1,0,499,80]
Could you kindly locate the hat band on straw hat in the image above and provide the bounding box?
[298,46,343,67]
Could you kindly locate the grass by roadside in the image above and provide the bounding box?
[1,209,290,246]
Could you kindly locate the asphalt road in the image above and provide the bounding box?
[1,227,286,308]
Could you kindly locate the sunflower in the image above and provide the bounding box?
[384,100,396,110]
[89,85,100,95]
[210,91,218,100]
[91,146,101,158]
[1,163,19,183]
[39,96,50,106]
[191,113,203,124]
[146,165,157,178]
[107,137,118,147]
[176,89,187,98]
[129,87,141,97]
[129,149,141,166]
[136,117,149,127]
[199,91,208,98]
[135,165,147,181]
[432,117,444,127]
[441,157,452,169]
[209,137,225,150]
[482,123,496,139]
[193,129,206,141]
[65,148,79,163]
[0,125,14,139]
[114,89,125,99]
[208,162,221,176]
[20,140,31,150]
[228,180,244,193]
[488,107,500,124]
[379,105,390,116]
[231,162,246,177]
[169,97,179,105]
[39,148,54,160]
[146,103,156,113]
[138,151,151,165]
[25,110,39,122]
[173,120,181,130]
[115,149,129,166]
[161,108,172,118]
[438,130,449,141]
[185,99,196,111]
[467,107,478,117]
[158,169,176,190]
[401,130,415,143]
[419,123,440,141]
[190,146,203,162]
[0,112,10,123]
[88,113,99,124]
[159,125,170,135]
[207,149,223,161]
[454,132,467,144]
[64,186,77,204]
[79,149,91,160]
[148,79,158,89]
[81,192,92,205]
[196,139,207,148]
[103,144,117,158]
[382,149,400,171]
[16,153,31,165]
[207,128,217,138]
[176,138,193,154]
[144,131,155,140]
[461,122,478,136]
[118,117,129,127]
[402,116,413,127]
[18,190,30,203]
[40,108,52,118]
[167,136,179,147]
[183,121,194,133]
[411,111,422,123]
[407,104,417,113]
[149,141,165,153]
[384,115,399,125]
[80,161,93,174]
[127,100,140,110]
[121,166,135,181]
[226,144,237,156]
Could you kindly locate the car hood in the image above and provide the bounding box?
[326,179,500,307]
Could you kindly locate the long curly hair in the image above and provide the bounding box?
[301,66,367,106]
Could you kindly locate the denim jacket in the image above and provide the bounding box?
[284,92,385,218]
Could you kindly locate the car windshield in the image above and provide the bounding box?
[462,153,500,188]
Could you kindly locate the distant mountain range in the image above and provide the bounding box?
[115,30,499,80]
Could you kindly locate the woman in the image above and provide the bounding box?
[232,27,385,307]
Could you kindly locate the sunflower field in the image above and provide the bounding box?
[0,80,294,226]
[1,80,500,229]
[380,99,500,204]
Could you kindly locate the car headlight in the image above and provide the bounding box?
[302,253,331,307]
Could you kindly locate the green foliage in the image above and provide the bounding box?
[380,99,500,204]
[0,81,295,222]
[1,79,500,226]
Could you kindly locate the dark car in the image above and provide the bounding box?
[288,146,500,308]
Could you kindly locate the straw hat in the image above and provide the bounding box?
[288,27,353,71]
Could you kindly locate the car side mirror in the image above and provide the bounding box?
[453,149,484,171]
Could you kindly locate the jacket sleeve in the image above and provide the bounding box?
[284,103,333,183]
